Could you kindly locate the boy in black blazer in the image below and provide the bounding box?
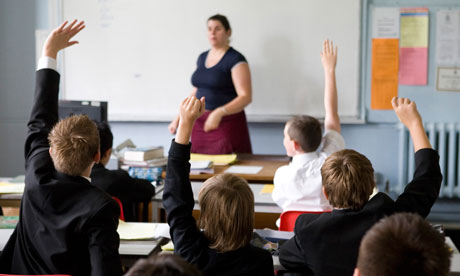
[0,20,122,276]
[279,97,442,276]
[91,121,155,221]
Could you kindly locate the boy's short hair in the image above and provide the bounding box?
[96,121,113,155]
[357,213,452,276]
[197,173,254,252]
[125,254,202,276]
[48,114,99,176]
[286,116,322,153]
[321,149,374,210]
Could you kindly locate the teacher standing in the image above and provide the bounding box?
[168,14,252,154]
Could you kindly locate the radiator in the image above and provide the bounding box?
[397,123,460,198]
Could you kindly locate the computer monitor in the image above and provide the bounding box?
[58,100,108,122]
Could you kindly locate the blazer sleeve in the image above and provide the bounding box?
[25,69,60,163]
[395,148,442,217]
[162,140,208,267]
[84,200,123,276]
[119,171,156,202]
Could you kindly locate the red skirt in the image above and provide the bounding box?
[191,110,252,154]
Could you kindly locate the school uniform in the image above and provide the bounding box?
[0,60,122,276]
[91,163,155,221]
[279,148,442,276]
[163,140,274,276]
[272,130,344,212]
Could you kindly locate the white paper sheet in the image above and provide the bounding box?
[372,7,400,38]
[224,165,263,174]
[436,10,460,65]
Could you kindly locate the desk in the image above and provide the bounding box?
[153,181,282,214]
[162,154,290,184]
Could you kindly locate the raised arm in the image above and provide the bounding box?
[203,62,252,132]
[392,97,441,217]
[163,96,207,265]
[321,40,340,133]
[391,97,431,151]
[25,20,85,161]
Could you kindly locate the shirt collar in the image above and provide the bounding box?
[81,176,91,183]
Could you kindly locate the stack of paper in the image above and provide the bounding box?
[117,220,157,240]
[0,183,24,194]
[190,160,214,175]
[190,153,237,166]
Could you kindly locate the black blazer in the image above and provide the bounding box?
[91,163,155,221]
[279,148,442,276]
[0,69,123,276]
[163,140,274,276]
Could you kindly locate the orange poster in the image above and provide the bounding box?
[371,38,399,110]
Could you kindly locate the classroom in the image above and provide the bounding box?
[1,0,460,275]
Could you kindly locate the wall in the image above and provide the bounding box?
[4,0,458,193]
[0,0,36,176]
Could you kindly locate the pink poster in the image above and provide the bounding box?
[399,47,428,85]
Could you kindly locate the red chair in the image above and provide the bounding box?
[279,210,331,232]
[112,196,125,221]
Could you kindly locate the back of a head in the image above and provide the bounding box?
[357,213,452,276]
[124,254,202,276]
[321,149,375,209]
[96,121,113,155]
[198,173,254,252]
[287,115,322,153]
[48,114,99,176]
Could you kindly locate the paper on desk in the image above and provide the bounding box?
[161,240,174,251]
[0,183,24,194]
[191,153,237,165]
[225,165,262,174]
[260,184,274,194]
[117,220,157,240]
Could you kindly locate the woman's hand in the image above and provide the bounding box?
[204,108,224,132]
[168,117,179,134]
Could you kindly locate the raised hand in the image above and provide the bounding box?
[320,39,337,73]
[42,20,85,59]
[391,97,430,151]
[176,96,205,145]
[391,97,423,131]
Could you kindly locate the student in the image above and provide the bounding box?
[354,212,451,276]
[163,96,274,276]
[124,254,202,276]
[91,121,155,221]
[0,20,123,275]
[279,97,442,276]
[272,40,344,215]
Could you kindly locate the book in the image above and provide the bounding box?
[123,156,168,167]
[124,146,164,161]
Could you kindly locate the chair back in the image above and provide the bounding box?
[279,210,331,231]
[112,196,125,221]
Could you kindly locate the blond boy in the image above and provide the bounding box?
[0,21,122,275]
[272,40,344,213]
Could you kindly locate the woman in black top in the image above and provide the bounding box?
[168,14,252,154]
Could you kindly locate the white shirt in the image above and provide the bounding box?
[272,130,345,212]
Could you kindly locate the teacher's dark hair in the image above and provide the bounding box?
[208,14,231,31]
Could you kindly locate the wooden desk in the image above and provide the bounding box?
[152,181,281,229]
[0,193,22,208]
[189,154,290,184]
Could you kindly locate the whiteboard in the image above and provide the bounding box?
[62,0,361,122]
